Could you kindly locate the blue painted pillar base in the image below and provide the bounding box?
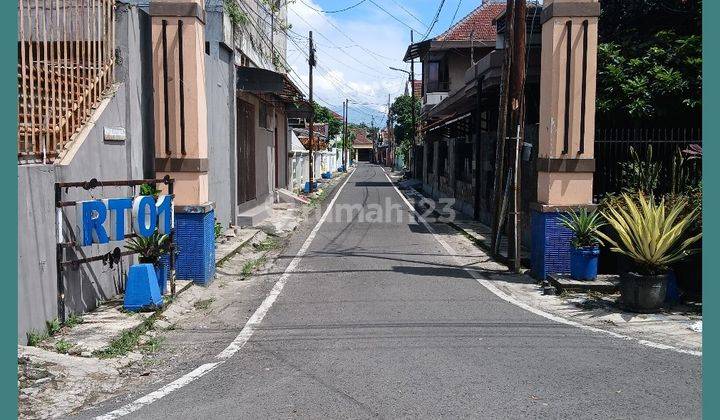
[174,205,216,285]
[531,208,573,281]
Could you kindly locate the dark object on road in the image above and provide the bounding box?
[619,272,668,313]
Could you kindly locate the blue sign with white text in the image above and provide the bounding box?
[75,195,173,247]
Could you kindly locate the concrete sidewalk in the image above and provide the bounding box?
[391,171,702,355]
[18,170,353,419]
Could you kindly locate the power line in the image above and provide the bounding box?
[449,0,464,27]
[290,8,397,76]
[367,0,423,34]
[287,33,392,117]
[292,6,403,69]
[437,0,464,50]
[234,1,388,122]
[387,0,429,29]
[421,0,447,40]
[297,0,368,14]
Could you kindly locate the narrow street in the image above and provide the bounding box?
[84,164,701,419]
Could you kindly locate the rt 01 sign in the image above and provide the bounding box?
[75,195,172,247]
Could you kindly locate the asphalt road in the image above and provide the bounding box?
[92,163,701,419]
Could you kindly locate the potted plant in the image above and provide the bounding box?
[558,208,605,280]
[597,193,701,312]
[125,231,171,294]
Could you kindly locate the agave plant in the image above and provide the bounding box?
[125,231,170,264]
[558,208,606,248]
[597,193,701,275]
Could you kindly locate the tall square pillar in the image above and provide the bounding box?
[531,0,600,280]
[150,0,214,284]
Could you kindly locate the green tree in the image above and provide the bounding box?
[312,103,342,138]
[596,0,701,126]
[389,95,421,160]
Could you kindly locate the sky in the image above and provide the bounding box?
[286,0,486,126]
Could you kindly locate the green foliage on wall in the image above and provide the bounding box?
[596,0,701,126]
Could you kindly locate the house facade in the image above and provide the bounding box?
[404,1,542,237]
[16,0,308,340]
[403,0,601,278]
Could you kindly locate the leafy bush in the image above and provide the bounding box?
[139,183,160,198]
[55,339,72,354]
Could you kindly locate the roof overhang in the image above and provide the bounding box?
[236,67,310,115]
[237,67,284,93]
[404,39,495,62]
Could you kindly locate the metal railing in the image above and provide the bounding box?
[593,127,702,199]
[18,0,115,164]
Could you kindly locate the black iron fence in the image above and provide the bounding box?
[593,128,702,200]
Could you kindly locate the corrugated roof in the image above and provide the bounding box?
[435,2,505,43]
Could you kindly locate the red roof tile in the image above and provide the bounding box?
[435,2,505,43]
[352,129,372,145]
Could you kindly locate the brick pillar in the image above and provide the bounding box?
[531,0,600,280]
[150,0,214,285]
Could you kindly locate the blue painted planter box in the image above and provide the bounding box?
[531,210,573,281]
[175,210,215,285]
[124,264,163,311]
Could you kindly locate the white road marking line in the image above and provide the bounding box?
[381,168,701,357]
[95,362,222,420]
[96,169,357,419]
[217,168,355,359]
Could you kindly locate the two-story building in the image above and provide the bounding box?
[403,0,542,241]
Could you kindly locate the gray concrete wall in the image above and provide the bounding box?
[205,8,237,228]
[18,3,153,341]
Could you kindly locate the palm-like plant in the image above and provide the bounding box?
[558,208,606,248]
[596,193,701,275]
[125,231,170,264]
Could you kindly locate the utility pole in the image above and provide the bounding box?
[342,99,348,169]
[490,0,516,257]
[508,0,527,273]
[308,31,316,193]
[410,29,416,174]
[387,94,391,166]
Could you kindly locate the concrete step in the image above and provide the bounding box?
[236,204,272,227]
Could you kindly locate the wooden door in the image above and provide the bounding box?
[237,99,256,204]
